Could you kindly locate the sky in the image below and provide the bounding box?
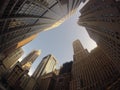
[22,3,97,75]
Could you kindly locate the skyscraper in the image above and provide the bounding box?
[32,54,57,79]
[0,48,23,76]
[78,0,120,64]
[24,54,58,90]
[0,0,82,56]
[21,50,41,70]
[73,39,89,62]
[6,50,40,89]
[70,39,120,90]
[3,48,24,70]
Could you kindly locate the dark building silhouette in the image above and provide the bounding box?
[54,73,71,90]
[54,61,72,90]
[70,39,120,90]
[59,61,73,74]
[78,0,120,67]
[38,72,57,90]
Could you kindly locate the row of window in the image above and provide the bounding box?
[73,48,120,88]
[81,0,118,16]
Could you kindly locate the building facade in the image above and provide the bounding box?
[0,0,82,57]
[7,64,28,90]
[54,61,72,90]
[3,48,24,70]
[70,39,120,90]
[38,72,56,90]
[6,50,40,90]
[0,48,23,76]
[32,54,57,79]
[54,73,71,90]
[78,0,120,66]
[24,77,37,90]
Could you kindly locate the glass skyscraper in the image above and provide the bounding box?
[32,54,57,79]
[0,0,82,55]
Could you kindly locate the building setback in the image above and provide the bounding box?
[70,39,120,90]
[78,0,120,69]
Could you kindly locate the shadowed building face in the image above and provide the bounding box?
[71,39,120,90]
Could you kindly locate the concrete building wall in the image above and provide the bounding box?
[78,0,120,65]
[71,40,120,90]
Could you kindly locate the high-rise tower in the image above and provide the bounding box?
[70,39,120,90]
[73,39,89,62]
[0,0,82,56]
[78,0,120,64]
[32,54,57,79]
[21,50,41,70]
[6,50,40,89]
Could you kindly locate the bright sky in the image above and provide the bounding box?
[22,2,97,75]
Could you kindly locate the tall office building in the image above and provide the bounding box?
[0,0,82,56]
[70,39,120,90]
[6,50,40,89]
[32,54,57,79]
[78,0,120,65]
[21,50,41,70]
[0,48,23,76]
[73,39,89,63]
[2,48,24,70]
